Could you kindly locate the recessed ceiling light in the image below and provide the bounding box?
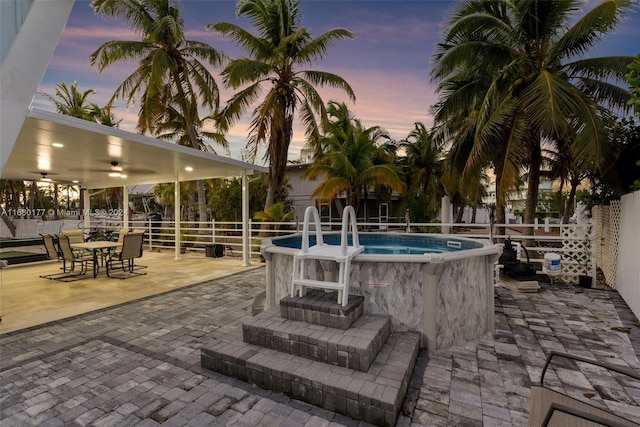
[52,142,64,148]
[108,172,121,177]
[185,166,193,172]
[72,180,79,184]
[120,174,127,179]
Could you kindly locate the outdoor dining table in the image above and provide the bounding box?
[71,241,122,278]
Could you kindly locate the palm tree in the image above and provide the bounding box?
[431,0,634,231]
[39,81,96,120]
[209,0,355,211]
[253,202,295,235]
[155,106,228,221]
[304,103,405,216]
[155,105,228,155]
[90,0,225,227]
[399,122,444,221]
[89,103,121,127]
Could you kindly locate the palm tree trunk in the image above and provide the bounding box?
[471,191,479,224]
[79,187,85,219]
[523,140,542,246]
[196,179,208,236]
[54,184,60,219]
[363,185,369,229]
[562,176,580,224]
[29,182,36,214]
[455,198,466,223]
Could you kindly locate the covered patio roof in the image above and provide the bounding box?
[1,107,267,265]
[1,108,266,189]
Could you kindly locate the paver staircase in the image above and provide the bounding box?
[201,289,420,426]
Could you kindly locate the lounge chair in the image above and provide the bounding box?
[529,351,640,426]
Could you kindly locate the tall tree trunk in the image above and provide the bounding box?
[494,169,506,242]
[187,181,196,222]
[455,198,466,223]
[523,140,542,246]
[196,179,207,236]
[562,175,580,224]
[29,182,36,214]
[54,184,60,219]
[79,187,85,219]
[363,185,369,228]
[471,191,479,224]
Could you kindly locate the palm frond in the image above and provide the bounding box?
[573,77,632,112]
[89,40,152,71]
[300,71,355,102]
[519,70,577,138]
[222,58,273,89]
[295,29,355,64]
[550,0,632,60]
[208,22,273,59]
[563,56,634,81]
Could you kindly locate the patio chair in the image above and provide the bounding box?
[40,234,92,281]
[61,228,87,257]
[127,229,148,270]
[529,351,640,426]
[98,228,129,266]
[61,228,85,244]
[105,232,146,279]
[40,233,61,261]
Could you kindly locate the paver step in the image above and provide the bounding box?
[243,308,391,372]
[201,328,420,427]
[280,289,364,329]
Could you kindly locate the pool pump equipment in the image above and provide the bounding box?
[498,237,535,279]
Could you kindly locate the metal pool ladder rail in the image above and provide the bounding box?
[291,205,364,306]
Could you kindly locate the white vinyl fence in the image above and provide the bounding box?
[82,217,593,284]
[613,191,640,319]
[1,213,598,286]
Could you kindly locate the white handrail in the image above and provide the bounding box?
[300,206,324,254]
[340,205,360,257]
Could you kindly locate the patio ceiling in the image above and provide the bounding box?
[1,108,266,189]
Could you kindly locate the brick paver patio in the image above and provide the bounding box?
[1,267,639,426]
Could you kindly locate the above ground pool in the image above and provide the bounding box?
[262,232,501,351]
[270,232,483,255]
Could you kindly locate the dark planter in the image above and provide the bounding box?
[579,275,592,288]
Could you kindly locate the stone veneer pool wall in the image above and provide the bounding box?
[262,234,501,351]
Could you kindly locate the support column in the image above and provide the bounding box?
[242,169,250,267]
[122,185,129,229]
[83,188,90,231]
[175,178,181,260]
[441,195,450,234]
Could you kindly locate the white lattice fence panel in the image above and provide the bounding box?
[604,201,621,288]
[592,206,606,268]
[560,225,591,284]
[593,204,619,288]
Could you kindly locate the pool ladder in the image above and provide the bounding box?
[291,205,363,306]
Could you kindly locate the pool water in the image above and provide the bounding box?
[272,232,482,255]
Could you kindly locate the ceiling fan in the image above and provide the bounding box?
[68,160,155,177]
[26,171,75,185]
[108,161,125,177]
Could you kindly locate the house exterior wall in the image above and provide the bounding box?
[1,0,74,174]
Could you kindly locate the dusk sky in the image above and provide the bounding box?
[35,0,640,163]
